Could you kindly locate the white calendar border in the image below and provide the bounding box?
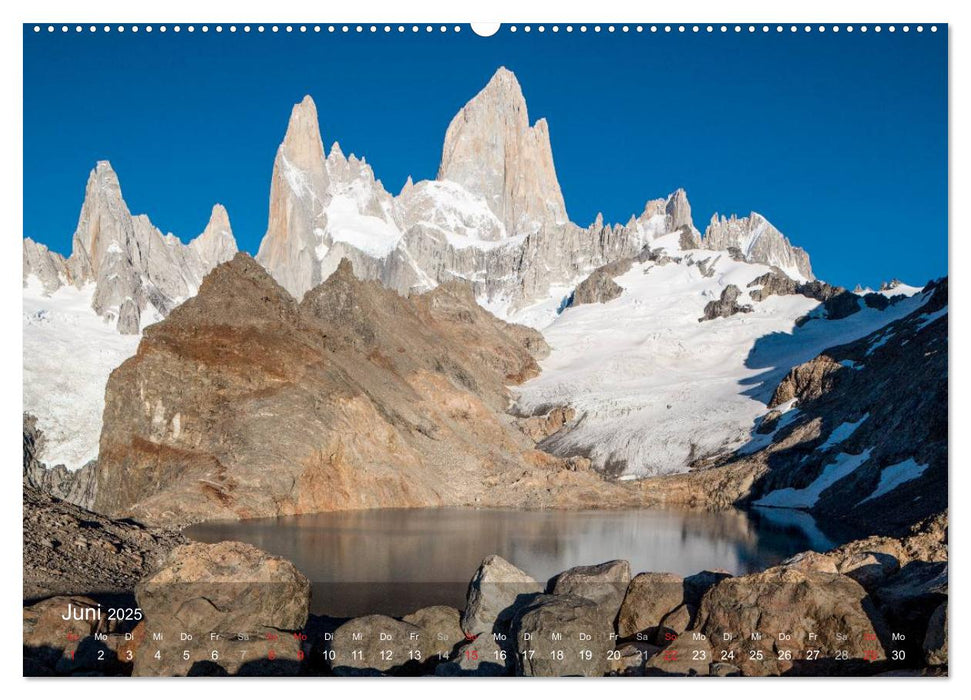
[1,0,963,696]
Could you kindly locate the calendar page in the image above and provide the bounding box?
[21,20,948,679]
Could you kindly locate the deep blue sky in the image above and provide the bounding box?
[24,24,947,288]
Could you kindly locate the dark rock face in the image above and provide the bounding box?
[743,279,947,534]
[133,541,310,676]
[748,271,898,325]
[93,254,586,526]
[699,284,753,321]
[512,594,612,676]
[23,414,97,509]
[923,602,947,666]
[22,486,185,601]
[568,258,632,307]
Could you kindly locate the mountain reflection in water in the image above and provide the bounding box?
[185,506,861,617]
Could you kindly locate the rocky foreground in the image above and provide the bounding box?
[24,501,946,677]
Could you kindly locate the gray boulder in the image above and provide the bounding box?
[328,615,431,675]
[549,559,631,624]
[461,554,543,637]
[402,605,464,661]
[512,594,613,677]
[617,572,684,638]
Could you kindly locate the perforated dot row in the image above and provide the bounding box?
[31,24,466,34]
[30,24,940,35]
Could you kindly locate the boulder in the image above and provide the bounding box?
[23,596,103,675]
[653,603,695,645]
[607,641,661,676]
[512,594,612,676]
[695,567,890,676]
[328,615,431,675]
[402,605,464,661]
[133,541,310,676]
[781,551,839,574]
[644,633,712,676]
[683,569,732,605]
[836,551,900,589]
[461,555,543,636]
[617,572,684,638]
[549,559,631,623]
[922,602,947,666]
[434,632,512,676]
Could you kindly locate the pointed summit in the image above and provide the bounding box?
[70,160,134,281]
[437,67,568,234]
[280,95,326,171]
[665,188,694,231]
[189,204,238,268]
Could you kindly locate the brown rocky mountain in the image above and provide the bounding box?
[94,253,650,526]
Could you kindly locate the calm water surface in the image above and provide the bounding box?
[185,506,859,617]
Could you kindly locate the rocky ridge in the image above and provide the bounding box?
[93,253,663,526]
[23,162,238,334]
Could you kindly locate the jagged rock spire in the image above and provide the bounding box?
[703,211,814,281]
[189,204,238,268]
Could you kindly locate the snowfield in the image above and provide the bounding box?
[513,234,931,477]
[23,277,142,470]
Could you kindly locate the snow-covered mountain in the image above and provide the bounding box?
[23,66,924,483]
[253,68,809,326]
[24,161,238,333]
[512,232,927,477]
[23,162,238,469]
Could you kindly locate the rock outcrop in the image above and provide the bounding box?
[617,572,685,639]
[568,259,632,307]
[22,485,186,601]
[328,615,431,675]
[23,413,97,509]
[461,554,543,637]
[695,567,890,676]
[512,594,612,677]
[549,560,631,624]
[699,284,753,321]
